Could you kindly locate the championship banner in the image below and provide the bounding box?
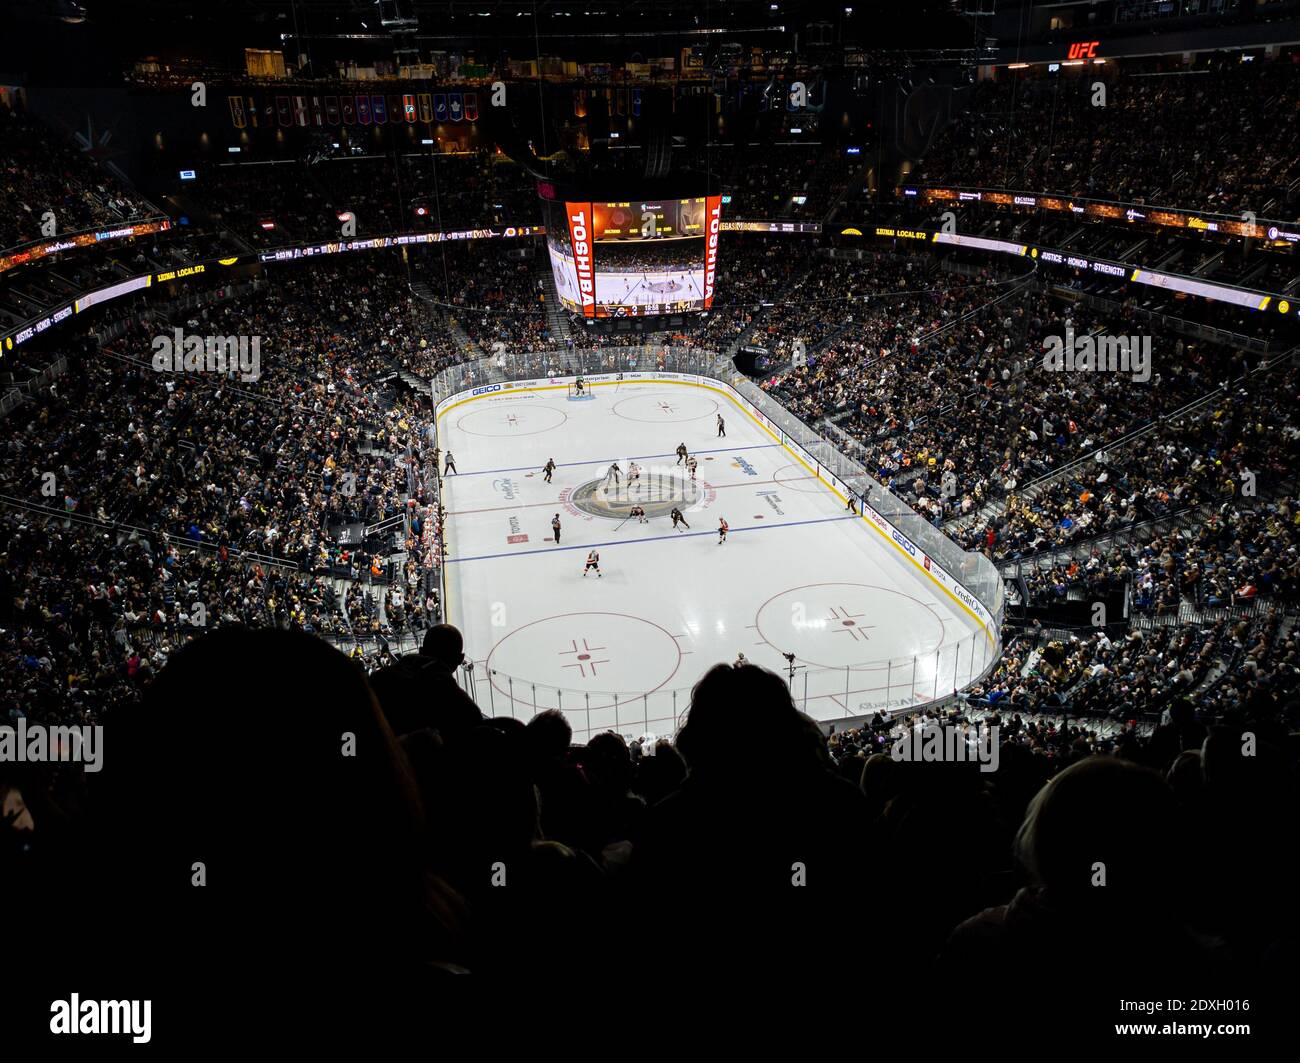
[418,93,433,122]
[463,91,478,122]
[433,93,448,122]
[275,96,292,127]
[448,92,463,122]
[341,96,356,124]
[292,95,308,126]
[228,95,246,129]
[356,95,371,124]
[311,95,324,126]
[702,195,723,311]
[371,95,387,124]
[325,96,340,125]
[403,94,417,122]
[565,202,596,319]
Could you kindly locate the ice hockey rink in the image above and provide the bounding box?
[437,377,995,741]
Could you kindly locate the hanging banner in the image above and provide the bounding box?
[371,95,387,124]
[464,91,478,122]
[292,95,308,126]
[631,88,642,117]
[403,94,417,122]
[565,201,596,319]
[341,96,356,124]
[325,96,340,124]
[448,92,463,122]
[433,93,448,122]
[702,195,723,311]
[356,95,372,124]
[418,93,433,122]
[228,95,246,129]
[311,95,324,126]
[275,96,292,127]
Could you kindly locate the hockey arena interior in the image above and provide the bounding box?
[2,0,1298,1039]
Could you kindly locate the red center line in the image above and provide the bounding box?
[444,474,815,516]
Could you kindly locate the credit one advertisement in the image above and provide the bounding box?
[545,197,722,318]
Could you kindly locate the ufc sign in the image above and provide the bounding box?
[1066,40,1100,59]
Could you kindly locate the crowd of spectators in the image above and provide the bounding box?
[5,625,1296,1001]
[914,58,1300,216]
[184,150,539,248]
[963,361,1300,557]
[0,104,158,252]
[416,243,552,353]
[0,259,455,731]
[766,289,1254,526]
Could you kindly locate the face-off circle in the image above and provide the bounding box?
[569,469,703,520]
[754,582,946,670]
[611,391,719,424]
[486,612,683,707]
[456,403,567,437]
[772,462,825,494]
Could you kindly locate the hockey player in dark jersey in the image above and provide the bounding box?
[671,507,690,531]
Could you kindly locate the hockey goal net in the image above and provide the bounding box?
[567,380,595,400]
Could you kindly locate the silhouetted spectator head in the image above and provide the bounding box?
[85,628,462,980]
[584,732,632,793]
[525,708,572,761]
[421,624,465,669]
[1015,757,1181,904]
[677,663,818,778]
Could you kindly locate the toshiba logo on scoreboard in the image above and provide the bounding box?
[566,202,596,318]
[702,195,723,309]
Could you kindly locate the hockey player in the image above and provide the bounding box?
[676,443,688,466]
[628,461,641,483]
[629,504,647,524]
[543,458,556,483]
[670,507,690,531]
[574,375,585,395]
[443,451,457,475]
[687,455,698,481]
[718,517,729,544]
[605,462,622,486]
[551,514,561,544]
[582,549,601,577]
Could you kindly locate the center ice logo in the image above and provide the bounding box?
[731,455,758,476]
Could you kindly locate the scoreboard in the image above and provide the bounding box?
[590,198,709,241]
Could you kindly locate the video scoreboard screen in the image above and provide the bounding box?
[545,195,723,318]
